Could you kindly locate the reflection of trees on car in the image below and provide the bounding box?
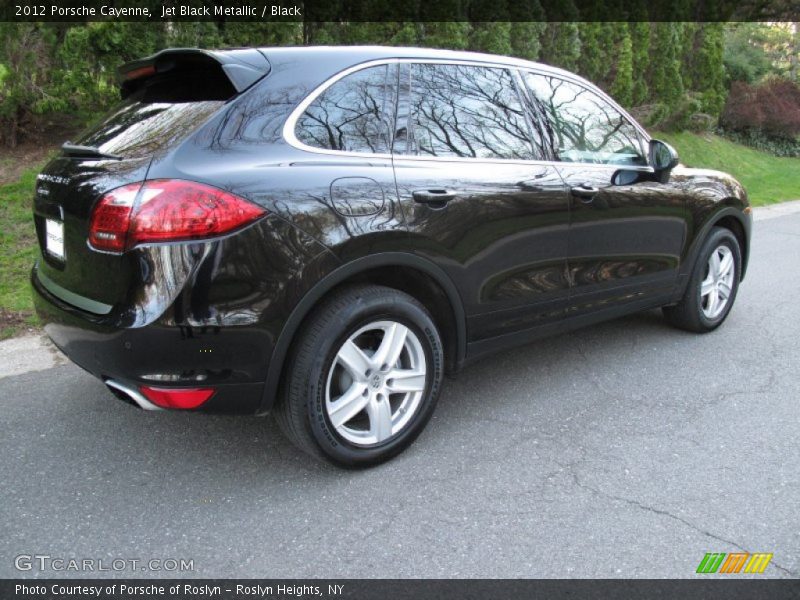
[296,65,393,153]
[409,64,534,160]
[523,72,646,166]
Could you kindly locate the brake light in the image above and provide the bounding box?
[89,180,266,253]
[139,385,215,409]
[125,65,156,80]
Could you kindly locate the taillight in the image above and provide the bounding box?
[88,182,140,253]
[139,385,215,409]
[88,180,266,253]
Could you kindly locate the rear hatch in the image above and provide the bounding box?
[33,48,270,312]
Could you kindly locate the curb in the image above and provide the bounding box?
[753,199,800,222]
[0,334,66,379]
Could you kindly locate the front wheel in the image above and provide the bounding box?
[663,226,742,333]
[275,285,444,467]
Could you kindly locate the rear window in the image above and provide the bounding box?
[76,100,224,158]
[75,55,242,159]
[122,66,237,103]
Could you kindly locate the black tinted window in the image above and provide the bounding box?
[522,72,645,166]
[78,100,224,159]
[407,64,536,160]
[295,65,393,154]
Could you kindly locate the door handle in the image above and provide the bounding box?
[571,184,600,202]
[412,189,458,205]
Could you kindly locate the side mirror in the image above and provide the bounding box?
[649,139,679,181]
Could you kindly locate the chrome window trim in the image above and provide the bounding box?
[283,58,398,160]
[391,156,655,173]
[283,56,654,171]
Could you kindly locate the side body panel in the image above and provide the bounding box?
[556,164,691,313]
[393,158,570,342]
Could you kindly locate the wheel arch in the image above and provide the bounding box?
[682,204,751,283]
[258,252,467,414]
[713,213,749,280]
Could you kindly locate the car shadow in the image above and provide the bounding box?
[32,309,678,487]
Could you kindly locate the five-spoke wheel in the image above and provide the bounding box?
[326,321,427,446]
[700,245,735,320]
[276,285,443,467]
[664,226,742,332]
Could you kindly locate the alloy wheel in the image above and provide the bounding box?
[700,245,735,319]
[325,320,427,446]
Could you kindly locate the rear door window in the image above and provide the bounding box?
[295,64,395,154]
[403,63,538,160]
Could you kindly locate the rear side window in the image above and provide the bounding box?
[405,64,536,160]
[522,72,645,166]
[295,65,394,154]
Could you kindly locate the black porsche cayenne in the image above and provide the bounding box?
[31,46,751,467]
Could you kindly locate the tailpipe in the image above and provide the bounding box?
[105,379,163,411]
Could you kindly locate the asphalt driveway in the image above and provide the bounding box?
[1,211,798,579]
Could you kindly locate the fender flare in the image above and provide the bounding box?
[679,205,752,284]
[257,252,467,414]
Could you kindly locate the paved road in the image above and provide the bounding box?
[1,212,799,579]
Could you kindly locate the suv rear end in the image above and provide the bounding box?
[30,48,321,414]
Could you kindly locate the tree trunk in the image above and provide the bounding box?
[8,116,18,149]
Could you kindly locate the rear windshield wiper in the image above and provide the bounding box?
[61,142,122,161]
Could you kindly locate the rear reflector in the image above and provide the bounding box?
[88,182,141,252]
[89,179,266,253]
[139,385,215,409]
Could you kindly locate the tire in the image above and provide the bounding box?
[663,227,742,333]
[274,284,444,468]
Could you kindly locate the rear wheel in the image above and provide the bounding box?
[663,227,742,333]
[275,285,444,467]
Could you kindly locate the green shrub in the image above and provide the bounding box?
[633,94,716,132]
[719,128,800,158]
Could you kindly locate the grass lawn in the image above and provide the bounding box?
[0,132,797,338]
[0,168,39,338]
[655,131,800,206]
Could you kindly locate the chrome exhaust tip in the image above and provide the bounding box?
[105,380,163,411]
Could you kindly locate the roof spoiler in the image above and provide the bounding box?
[118,48,271,98]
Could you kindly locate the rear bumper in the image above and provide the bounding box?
[31,263,268,415]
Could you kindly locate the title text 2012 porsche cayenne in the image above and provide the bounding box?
[31,46,751,467]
